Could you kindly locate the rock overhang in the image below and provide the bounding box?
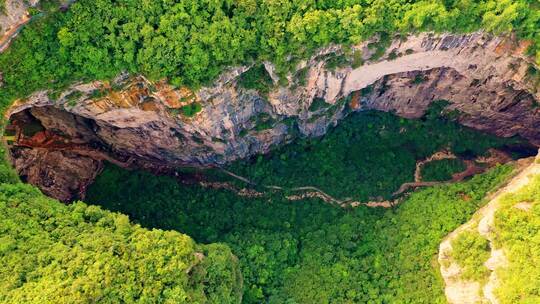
[4,32,540,201]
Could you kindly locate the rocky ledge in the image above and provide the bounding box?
[4,32,540,201]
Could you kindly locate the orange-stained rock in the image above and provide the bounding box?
[154,81,182,108]
[515,40,533,56]
[140,100,159,112]
[349,91,361,110]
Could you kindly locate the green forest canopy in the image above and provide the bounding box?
[0,1,538,302]
[86,109,523,303]
[0,0,539,112]
[226,108,523,202]
[0,104,527,303]
[87,158,514,303]
[0,182,242,303]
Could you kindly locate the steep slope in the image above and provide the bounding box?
[439,153,540,303]
[0,181,243,303]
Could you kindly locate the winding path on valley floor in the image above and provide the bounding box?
[203,148,514,208]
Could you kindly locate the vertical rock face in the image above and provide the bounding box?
[5,32,540,201]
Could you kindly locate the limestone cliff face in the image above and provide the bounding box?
[5,32,540,201]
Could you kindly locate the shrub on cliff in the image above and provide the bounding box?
[0,182,242,303]
[492,174,540,303]
[450,230,491,281]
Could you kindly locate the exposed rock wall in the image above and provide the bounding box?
[5,32,540,201]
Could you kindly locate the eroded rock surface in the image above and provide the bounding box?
[5,32,540,201]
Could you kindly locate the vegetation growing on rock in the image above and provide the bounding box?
[181,102,203,117]
[450,230,491,282]
[492,174,540,303]
[237,64,274,95]
[0,0,539,111]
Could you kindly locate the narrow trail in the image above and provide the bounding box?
[212,149,513,208]
[414,150,457,182]
[218,168,347,205]
[392,159,483,197]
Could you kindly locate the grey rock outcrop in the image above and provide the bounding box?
[5,32,540,201]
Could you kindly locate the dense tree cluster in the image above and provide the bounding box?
[0,144,18,185]
[88,156,513,303]
[86,110,518,303]
[422,158,467,182]
[0,181,242,303]
[227,107,523,201]
[0,0,538,111]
